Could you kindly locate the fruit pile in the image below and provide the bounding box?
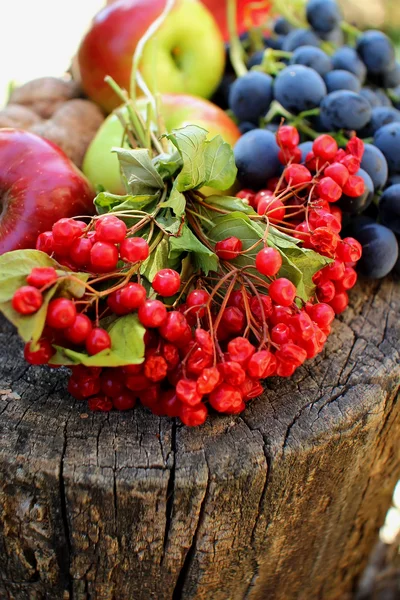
[0,117,363,426]
[215,0,400,278]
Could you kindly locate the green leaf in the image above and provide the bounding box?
[164,125,209,191]
[203,195,256,216]
[159,186,186,218]
[112,147,164,195]
[52,314,145,367]
[169,223,218,275]
[203,135,237,190]
[94,191,159,215]
[153,151,182,180]
[140,238,170,282]
[0,250,89,346]
[156,210,183,235]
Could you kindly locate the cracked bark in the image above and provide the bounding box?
[0,277,399,600]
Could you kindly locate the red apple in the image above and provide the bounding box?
[78,0,225,114]
[0,129,95,254]
[200,0,271,41]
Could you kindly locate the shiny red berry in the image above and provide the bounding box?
[329,292,349,315]
[88,396,113,412]
[197,367,221,395]
[256,247,282,277]
[324,162,349,188]
[100,369,125,397]
[52,218,84,246]
[227,337,255,365]
[46,298,76,329]
[284,164,312,186]
[271,322,292,345]
[36,231,54,254]
[316,177,342,203]
[256,194,285,222]
[209,384,244,414]
[152,269,181,297]
[269,278,296,306]
[12,286,43,315]
[86,328,111,355]
[24,339,54,365]
[337,237,362,262]
[120,237,149,263]
[307,303,335,328]
[95,215,127,243]
[186,289,210,317]
[144,355,168,383]
[176,379,203,407]
[69,238,93,267]
[247,350,277,379]
[316,280,336,303]
[277,125,300,149]
[180,403,208,427]
[120,283,147,310]
[64,314,93,345]
[343,175,365,197]
[27,267,58,289]
[90,241,119,273]
[113,392,136,411]
[159,311,189,343]
[215,236,242,260]
[313,135,338,162]
[138,300,167,328]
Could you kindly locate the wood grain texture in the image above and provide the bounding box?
[0,277,399,600]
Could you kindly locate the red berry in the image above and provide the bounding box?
[324,162,349,188]
[310,227,340,255]
[120,283,147,310]
[159,311,189,343]
[180,403,208,427]
[256,247,282,277]
[86,328,111,355]
[139,384,161,409]
[278,146,302,165]
[138,300,167,328]
[90,241,119,273]
[186,289,210,317]
[271,322,292,345]
[215,236,242,260]
[316,177,342,203]
[308,303,335,328]
[152,269,181,297]
[316,280,336,303]
[113,392,136,411]
[95,215,127,243]
[313,135,338,162]
[209,384,244,414]
[247,350,277,379]
[270,305,293,326]
[337,237,362,263]
[160,389,182,417]
[64,314,93,344]
[194,329,214,355]
[144,355,168,382]
[107,289,130,316]
[176,379,203,407]
[329,292,349,314]
[46,298,76,329]
[36,231,54,254]
[24,338,54,365]
[52,218,84,246]
[290,311,314,341]
[322,259,345,281]
[12,286,43,315]
[122,363,143,376]
[197,367,221,395]
[240,377,264,400]
[78,378,101,399]
[227,337,255,365]
[276,343,307,367]
[343,175,365,197]
[236,189,256,207]
[218,361,246,386]
[250,295,273,322]
[277,125,300,149]
[256,194,285,222]
[100,369,124,397]
[346,137,364,160]
[27,267,58,289]
[120,237,149,263]
[220,307,245,334]
[276,361,297,377]
[336,266,357,291]
[284,164,312,186]
[71,364,102,381]
[88,396,113,412]
[161,341,180,370]
[69,238,93,267]
[269,278,296,306]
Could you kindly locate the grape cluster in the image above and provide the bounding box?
[215,0,400,278]
[12,127,364,426]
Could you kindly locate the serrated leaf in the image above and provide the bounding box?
[52,314,145,367]
[0,250,89,346]
[169,223,218,275]
[156,210,183,235]
[159,186,186,218]
[164,126,209,191]
[203,135,237,190]
[204,195,256,216]
[94,191,159,215]
[112,147,164,195]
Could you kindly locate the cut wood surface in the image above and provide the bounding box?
[0,277,399,600]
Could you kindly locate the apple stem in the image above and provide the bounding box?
[130,0,176,112]
[105,76,148,148]
[227,0,248,78]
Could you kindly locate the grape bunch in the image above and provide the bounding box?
[5,125,363,426]
[216,0,400,278]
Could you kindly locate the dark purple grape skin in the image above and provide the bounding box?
[306,0,342,34]
[290,46,333,77]
[320,91,372,131]
[324,70,361,94]
[374,122,400,174]
[337,169,374,215]
[379,184,400,234]
[360,144,388,191]
[332,46,367,82]
[234,129,280,190]
[356,30,396,75]
[274,65,327,114]
[356,223,399,278]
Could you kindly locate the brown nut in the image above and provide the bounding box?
[8,77,82,119]
[0,105,42,129]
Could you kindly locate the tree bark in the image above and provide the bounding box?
[0,277,399,600]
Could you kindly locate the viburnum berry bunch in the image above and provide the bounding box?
[0,119,362,427]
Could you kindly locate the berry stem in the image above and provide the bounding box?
[227,0,248,78]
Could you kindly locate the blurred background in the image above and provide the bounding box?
[1,0,400,106]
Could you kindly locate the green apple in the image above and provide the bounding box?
[83,94,241,194]
[78,0,226,113]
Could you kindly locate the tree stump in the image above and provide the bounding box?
[0,277,399,600]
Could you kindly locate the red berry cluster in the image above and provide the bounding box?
[13,128,363,426]
[236,127,364,315]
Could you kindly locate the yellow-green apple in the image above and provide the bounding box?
[82,93,241,194]
[0,129,94,254]
[200,0,271,41]
[78,0,226,114]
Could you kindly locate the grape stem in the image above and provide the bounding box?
[227,0,248,78]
